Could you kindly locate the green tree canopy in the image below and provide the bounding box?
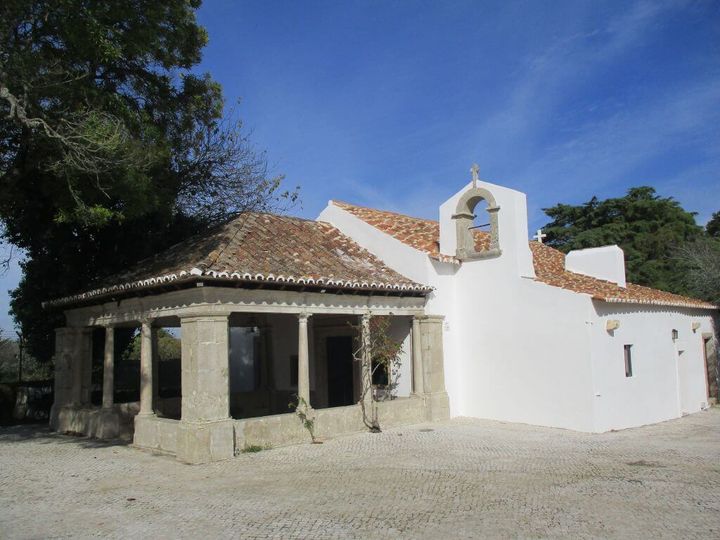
[542,187,703,294]
[0,1,297,359]
[121,328,181,362]
[706,211,720,238]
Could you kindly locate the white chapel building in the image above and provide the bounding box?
[47,170,717,462]
[319,173,717,433]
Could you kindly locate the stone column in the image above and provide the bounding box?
[96,325,121,439]
[102,326,115,409]
[360,314,372,404]
[73,328,93,406]
[411,316,424,395]
[297,313,311,406]
[151,327,160,410]
[176,314,233,464]
[50,328,74,429]
[417,315,450,421]
[51,327,91,433]
[138,319,154,416]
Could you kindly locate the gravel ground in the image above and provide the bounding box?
[1,409,719,539]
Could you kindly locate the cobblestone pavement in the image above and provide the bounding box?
[1,410,719,539]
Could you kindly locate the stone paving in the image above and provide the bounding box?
[1,410,719,539]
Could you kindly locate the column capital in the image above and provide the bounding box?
[415,314,444,322]
[298,312,312,322]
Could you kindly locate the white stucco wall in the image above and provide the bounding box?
[436,180,600,430]
[566,246,626,287]
[590,303,715,431]
[449,254,597,431]
[318,203,433,285]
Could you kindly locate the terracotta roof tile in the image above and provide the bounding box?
[333,201,716,310]
[46,213,431,307]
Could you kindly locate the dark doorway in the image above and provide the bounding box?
[326,336,354,407]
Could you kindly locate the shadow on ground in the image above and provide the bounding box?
[0,424,130,448]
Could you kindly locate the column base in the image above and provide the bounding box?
[51,404,87,434]
[134,414,178,455]
[176,418,235,464]
[423,391,450,422]
[49,403,64,430]
[90,408,122,439]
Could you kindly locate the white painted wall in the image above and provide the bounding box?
[318,203,432,285]
[566,246,626,287]
[590,303,714,431]
[437,180,604,429]
[450,252,597,431]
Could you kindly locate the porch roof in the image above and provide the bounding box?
[45,212,432,308]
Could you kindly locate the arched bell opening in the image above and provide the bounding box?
[452,187,501,260]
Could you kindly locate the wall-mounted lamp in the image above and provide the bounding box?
[692,322,701,333]
[606,319,620,331]
[672,329,679,341]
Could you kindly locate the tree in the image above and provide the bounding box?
[706,211,720,238]
[121,328,181,362]
[677,237,720,305]
[0,1,297,359]
[542,187,703,294]
[352,316,403,433]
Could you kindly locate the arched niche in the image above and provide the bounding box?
[451,187,501,260]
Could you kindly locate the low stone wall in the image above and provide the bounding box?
[234,396,430,450]
[133,415,178,455]
[52,402,138,440]
[52,393,449,462]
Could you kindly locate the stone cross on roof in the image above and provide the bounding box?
[533,229,547,243]
[470,163,480,188]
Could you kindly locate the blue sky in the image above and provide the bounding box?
[0,0,718,333]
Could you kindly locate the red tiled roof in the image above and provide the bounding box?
[46,213,432,307]
[332,200,716,310]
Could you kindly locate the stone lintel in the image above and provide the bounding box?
[63,287,426,328]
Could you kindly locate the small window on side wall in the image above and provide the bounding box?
[624,345,633,377]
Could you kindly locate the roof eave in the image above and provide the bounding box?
[44,272,433,310]
[593,296,718,311]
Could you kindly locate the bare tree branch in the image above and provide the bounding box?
[677,238,720,305]
[1,80,152,215]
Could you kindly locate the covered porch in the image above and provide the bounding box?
[50,286,449,463]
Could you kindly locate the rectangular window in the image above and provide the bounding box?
[624,345,633,377]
